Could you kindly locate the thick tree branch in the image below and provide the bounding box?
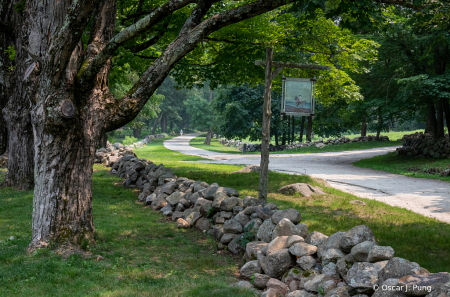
[179,0,217,36]
[104,0,293,132]
[78,0,196,85]
[126,30,166,53]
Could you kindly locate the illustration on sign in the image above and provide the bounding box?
[282,77,315,116]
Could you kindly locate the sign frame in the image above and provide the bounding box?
[281,76,316,117]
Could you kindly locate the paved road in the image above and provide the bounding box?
[165,133,450,224]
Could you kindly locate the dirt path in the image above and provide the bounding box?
[164,133,450,224]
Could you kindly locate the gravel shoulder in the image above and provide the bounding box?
[164,133,450,224]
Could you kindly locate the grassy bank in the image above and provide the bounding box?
[190,135,402,155]
[1,138,450,297]
[354,152,450,182]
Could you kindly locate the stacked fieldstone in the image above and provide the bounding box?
[108,153,450,297]
[220,135,390,153]
[396,132,450,159]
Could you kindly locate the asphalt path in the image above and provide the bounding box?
[164,133,450,224]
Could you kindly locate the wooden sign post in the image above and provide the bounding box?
[256,47,331,201]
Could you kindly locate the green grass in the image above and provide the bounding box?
[355,152,450,182]
[190,135,402,155]
[1,137,450,297]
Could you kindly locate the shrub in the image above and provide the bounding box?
[122,136,138,145]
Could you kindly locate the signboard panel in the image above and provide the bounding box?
[281,77,315,117]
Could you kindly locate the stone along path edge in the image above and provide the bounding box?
[164,134,450,224]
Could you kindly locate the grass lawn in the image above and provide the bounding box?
[1,138,450,297]
[354,152,450,182]
[190,135,402,155]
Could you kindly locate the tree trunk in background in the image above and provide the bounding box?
[282,114,286,145]
[97,133,107,148]
[2,5,35,189]
[274,127,279,146]
[442,99,450,135]
[0,85,7,156]
[132,129,141,139]
[0,4,11,156]
[361,117,367,137]
[160,114,167,133]
[258,47,273,202]
[425,100,438,137]
[204,127,213,145]
[437,100,445,138]
[299,116,305,142]
[376,109,383,139]
[306,115,312,141]
[151,114,162,135]
[291,116,295,144]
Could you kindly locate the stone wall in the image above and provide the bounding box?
[220,135,390,152]
[396,132,450,158]
[105,151,450,297]
[0,151,7,168]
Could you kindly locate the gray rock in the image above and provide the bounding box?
[243,196,266,207]
[224,219,243,234]
[233,205,244,215]
[145,193,156,205]
[322,279,337,294]
[253,273,271,289]
[288,290,316,297]
[287,235,304,247]
[185,211,202,226]
[203,185,219,200]
[175,203,185,212]
[305,231,329,246]
[324,286,350,297]
[257,207,273,220]
[347,262,387,294]
[195,217,211,231]
[212,192,228,209]
[245,241,269,261]
[322,262,340,279]
[220,197,239,211]
[240,260,262,279]
[176,218,190,228]
[219,211,233,220]
[221,233,238,244]
[224,187,239,197]
[259,248,295,278]
[265,202,279,211]
[297,256,316,270]
[368,246,395,263]
[289,242,318,257]
[243,206,258,215]
[297,223,308,238]
[340,225,377,253]
[304,274,333,292]
[234,212,250,227]
[272,218,303,240]
[257,219,277,243]
[212,224,224,241]
[322,248,346,265]
[172,211,183,221]
[160,182,178,195]
[151,194,167,210]
[188,192,200,204]
[399,273,450,296]
[267,278,289,296]
[230,280,254,289]
[351,241,378,262]
[227,236,243,254]
[267,236,289,255]
[272,209,302,225]
[336,254,355,281]
[425,280,450,297]
[277,183,325,197]
[160,203,173,216]
[199,200,213,217]
[378,257,429,285]
[166,191,183,205]
[244,218,262,234]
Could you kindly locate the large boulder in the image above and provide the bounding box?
[368,246,395,263]
[305,231,329,247]
[378,258,429,285]
[272,218,303,240]
[245,241,269,261]
[185,211,202,226]
[203,184,219,200]
[220,197,239,211]
[259,248,295,278]
[267,236,289,255]
[336,254,355,281]
[224,218,243,234]
[289,242,318,257]
[347,262,388,295]
[243,196,266,207]
[272,209,302,225]
[399,273,450,296]
[240,260,263,279]
[340,225,376,253]
[166,191,183,206]
[351,241,378,262]
[372,278,407,297]
[277,183,325,197]
[212,192,228,209]
[227,236,244,254]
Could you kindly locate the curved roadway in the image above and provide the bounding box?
[164,133,450,224]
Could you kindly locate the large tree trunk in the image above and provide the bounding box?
[425,100,438,137]
[258,47,273,201]
[204,127,213,145]
[442,99,450,136]
[151,114,162,135]
[306,115,313,142]
[132,128,141,138]
[437,100,445,138]
[160,113,167,133]
[376,109,383,139]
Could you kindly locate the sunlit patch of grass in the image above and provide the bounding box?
[355,152,450,182]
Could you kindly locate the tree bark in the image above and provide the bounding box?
[160,114,167,133]
[282,114,286,145]
[361,117,367,137]
[258,47,273,202]
[204,127,213,145]
[306,115,313,142]
[274,125,279,146]
[376,109,383,139]
[425,100,438,137]
[437,100,445,138]
[442,99,450,136]
[151,113,162,135]
[132,128,141,139]
[299,116,305,142]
